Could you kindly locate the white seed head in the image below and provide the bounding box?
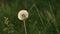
[18,10,29,21]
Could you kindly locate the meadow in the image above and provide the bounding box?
[0,0,60,34]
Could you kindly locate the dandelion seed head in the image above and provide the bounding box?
[18,10,29,21]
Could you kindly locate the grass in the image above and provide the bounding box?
[0,0,60,34]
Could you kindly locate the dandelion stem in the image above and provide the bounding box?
[23,20,27,34]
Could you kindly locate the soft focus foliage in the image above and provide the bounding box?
[0,0,60,34]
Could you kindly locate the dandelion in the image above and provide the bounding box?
[18,10,29,34]
[18,10,28,21]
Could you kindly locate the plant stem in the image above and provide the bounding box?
[23,20,27,34]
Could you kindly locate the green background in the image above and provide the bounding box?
[0,0,60,34]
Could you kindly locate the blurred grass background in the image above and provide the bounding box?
[0,0,60,34]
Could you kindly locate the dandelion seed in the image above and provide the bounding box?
[18,10,29,21]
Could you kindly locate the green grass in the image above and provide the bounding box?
[0,0,60,34]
